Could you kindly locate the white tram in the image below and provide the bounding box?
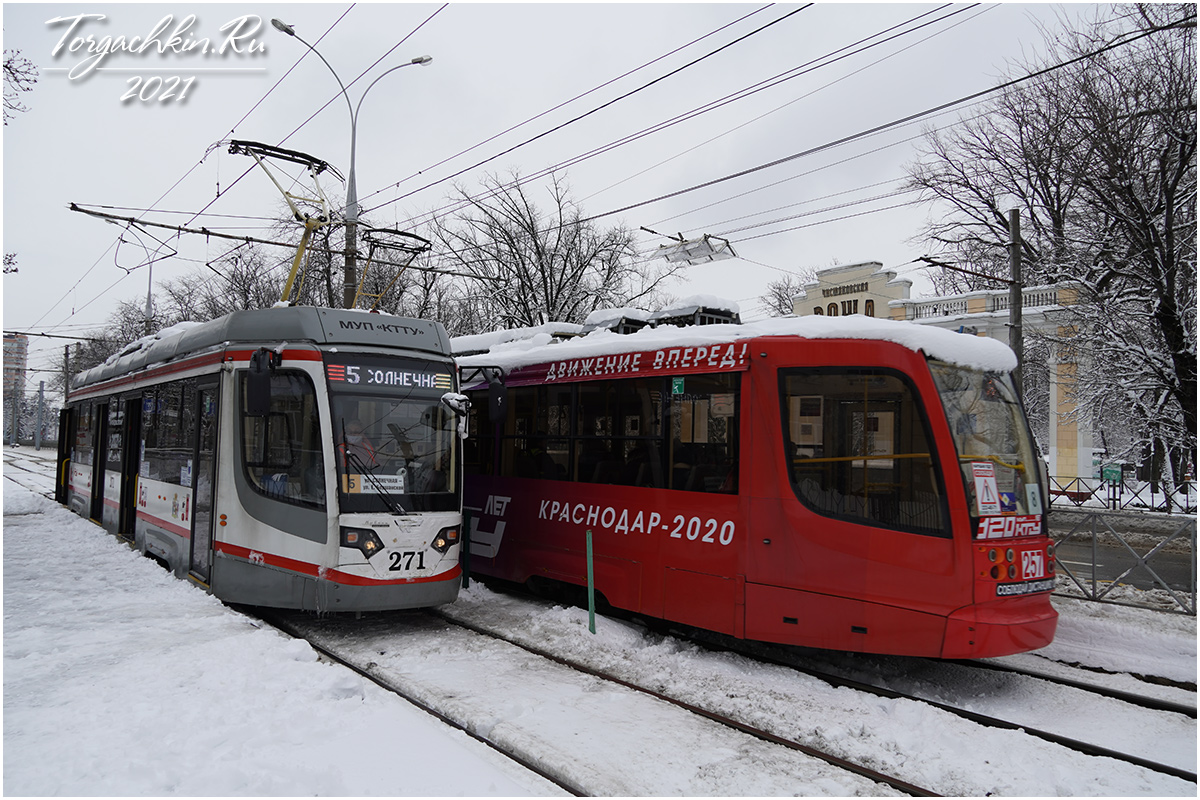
[55,306,466,611]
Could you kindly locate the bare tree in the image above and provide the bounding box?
[1057,5,1196,491]
[907,59,1090,292]
[429,171,681,331]
[757,271,813,317]
[4,47,37,125]
[907,5,1196,488]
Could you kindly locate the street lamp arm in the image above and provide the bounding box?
[272,20,355,126]
[353,57,433,123]
[271,19,432,310]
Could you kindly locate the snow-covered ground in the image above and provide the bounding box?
[3,448,1196,796]
[2,482,558,796]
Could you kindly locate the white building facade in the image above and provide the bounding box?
[792,262,1090,480]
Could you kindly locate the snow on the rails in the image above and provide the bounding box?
[3,471,1193,796]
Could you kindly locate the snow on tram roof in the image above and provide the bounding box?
[456,313,1018,375]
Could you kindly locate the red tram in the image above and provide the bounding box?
[458,313,1056,658]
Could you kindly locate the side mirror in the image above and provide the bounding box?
[439,393,471,417]
[246,347,279,416]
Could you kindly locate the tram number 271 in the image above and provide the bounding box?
[390,551,426,571]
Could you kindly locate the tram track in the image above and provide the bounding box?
[1019,651,1199,693]
[253,606,938,797]
[457,578,1196,787]
[698,633,1198,784]
[950,657,1197,717]
[2,452,57,497]
[253,608,586,797]
[7,450,1191,793]
[431,608,939,797]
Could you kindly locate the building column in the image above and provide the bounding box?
[1048,327,1094,480]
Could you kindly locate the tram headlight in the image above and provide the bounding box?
[341,526,384,559]
[431,525,460,554]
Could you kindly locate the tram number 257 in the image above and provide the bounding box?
[669,515,736,546]
[390,551,426,571]
[1021,550,1045,580]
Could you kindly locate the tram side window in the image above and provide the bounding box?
[463,403,494,476]
[72,402,94,466]
[780,370,948,537]
[576,378,665,488]
[141,381,197,486]
[501,385,572,480]
[240,371,325,508]
[668,374,738,493]
[105,403,125,472]
[487,374,737,493]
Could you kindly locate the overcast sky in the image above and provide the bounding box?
[3,2,1097,379]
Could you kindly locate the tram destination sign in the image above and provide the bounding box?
[324,354,453,396]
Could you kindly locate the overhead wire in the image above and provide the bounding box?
[37,5,451,345]
[146,4,451,308]
[357,4,779,209]
[575,15,1193,227]
[576,3,986,204]
[45,2,974,331]
[357,5,813,222]
[37,6,1190,351]
[383,3,989,235]
[35,7,361,335]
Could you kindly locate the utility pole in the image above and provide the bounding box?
[1009,209,1023,393]
[8,392,18,446]
[35,381,44,451]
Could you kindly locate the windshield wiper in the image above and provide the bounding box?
[343,449,406,515]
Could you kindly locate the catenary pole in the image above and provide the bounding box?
[1009,209,1023,394]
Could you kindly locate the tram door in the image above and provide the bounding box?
[117,397,142,539]
[89,403,108,522]
[189,383,219,582]
[55,408,73,505]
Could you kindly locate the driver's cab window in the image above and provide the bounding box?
[333,398,457,497]
[240,371,325,508]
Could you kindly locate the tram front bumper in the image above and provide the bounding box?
[941,595,1058,659]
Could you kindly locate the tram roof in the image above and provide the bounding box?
[72,306,451,390]
[456,314,1018,376]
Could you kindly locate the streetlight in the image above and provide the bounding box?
[271,18,432,308]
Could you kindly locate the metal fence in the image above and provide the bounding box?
[1049,476,1197,514]
[1051,511,1196,615]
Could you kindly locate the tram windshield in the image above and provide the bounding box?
[928,360,1044,519]
[325,353,459,514]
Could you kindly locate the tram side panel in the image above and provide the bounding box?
[206,358,340,609]
[742,341,967,655]
[63,401,95,518]
[133,378,204,577]
[464,369,749,638]
[465,336,1052,658]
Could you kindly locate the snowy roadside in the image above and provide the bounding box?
[2,482,559,797]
